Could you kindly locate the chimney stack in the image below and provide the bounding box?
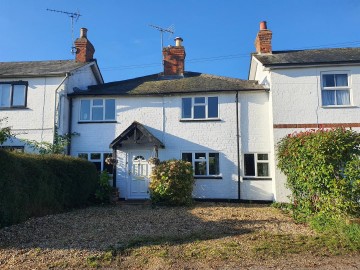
[255,21,272,54]
[162,37,186,76]
[74,28,95,63]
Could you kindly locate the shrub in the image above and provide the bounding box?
[94,171,112,204]
[277,128,360,221]
[149,159,194,205]
[0,150,98,227]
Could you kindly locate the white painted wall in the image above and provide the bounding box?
[71,91,273,200]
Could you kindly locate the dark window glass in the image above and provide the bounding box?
[323,74,335,87]
[244,154,255,176]
[0,84,11,107]
[194,105,206,118]
[182,98,192,118]
[182,153,192,163]
[209,153,219,175]
[80,100,90,120]
[194,97,205,104]
[105,99,115,120]
[93,99,103,106]
[258,154,268,160]
[12,85,26,106]
[208,97,218,118]
[92,161,101,171]
[257,163,269,177]
[92,107,103,121]
[335,74,348,87]
[90,153,101,160]
[195,161,207,175]
[195,153,206,159]
[78,153,88,159]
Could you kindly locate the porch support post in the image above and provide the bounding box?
[112,148,117,188]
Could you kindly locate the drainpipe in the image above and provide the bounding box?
[236,91,241,201]
[67,96,73,155]
[53,73,71,146]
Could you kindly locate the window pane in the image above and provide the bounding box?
[0,84,11,107]
[195,161,207,175]
[209,153,219,175]
[12,85,26,106]
[322,90,335,106]
[103,153,113,174]
[335,74,348,87]
[258,154,268,160]
[182,153,192,163]
[323,74,335,87]
[78,153,88,159]
[257,163,269,177]
[105,99,115,120]
[194,105,206,118]
[80,100,90,120]
[208,97,218,118]
[92,162,101,171]
[90,153,101,160]
[92,107,104,120]
[244,154,255,176]
[195,153,206,159]
[182,98,192,118]
[93,99,103,106]
[194,97,205,104]
[336,90,350,105]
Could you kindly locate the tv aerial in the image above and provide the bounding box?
[149,24,175,66]
[46,8,82,54]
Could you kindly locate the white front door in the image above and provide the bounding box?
[128,151,151,199]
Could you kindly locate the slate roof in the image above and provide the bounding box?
[253,48,360,67]
[69,71,266,96]
[0,60,90,78]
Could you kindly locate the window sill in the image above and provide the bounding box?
[180,118,221,122]
[0,107,29,110]
[194,176,222,180]
[243,177,272,181]
[321,105,357,109]
[78,121,117,124]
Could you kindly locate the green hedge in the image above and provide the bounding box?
[0,150,98,227]
[277,128,360,221]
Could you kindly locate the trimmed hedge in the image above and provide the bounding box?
[0,150,98,227]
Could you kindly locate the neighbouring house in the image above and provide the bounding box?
[249,21,360,201]
[0,28,103,152]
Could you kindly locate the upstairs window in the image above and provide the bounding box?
[244,153,269,177]
[80,99,115,121]
[321,73,350,106]
[182,96,219,119]
[0,82,28,108]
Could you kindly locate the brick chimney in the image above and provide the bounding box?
[162,37,186,76]
[255,21,272,54]
[74,28,95,62]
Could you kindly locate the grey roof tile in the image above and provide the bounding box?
[70,71,266,96]
[253,47,360,67]
[0,60,90,78]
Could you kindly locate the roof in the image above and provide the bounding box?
[253,47,360,67]
[110,121,164,149]
[0,60,91,78]
[69,71,267,96]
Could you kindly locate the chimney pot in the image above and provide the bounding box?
[260,21,267,30]
[80,28,88,38]
[174,37,183,47]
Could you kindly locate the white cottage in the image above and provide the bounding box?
[69,37,273,201]
[249,21,360,201]
[0,28,103,152]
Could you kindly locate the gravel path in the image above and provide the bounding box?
[0,202,359,269]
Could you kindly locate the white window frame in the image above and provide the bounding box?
[181,151,221,177]
[321,71,351,107]
[77,152,113,174]
[79,98,115,122]
[181,96,219,120]
[243,153,270,178]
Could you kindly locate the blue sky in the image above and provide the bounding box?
[1,0,360,82]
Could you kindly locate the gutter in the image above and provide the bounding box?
[236,91,241,201]
[53,73,70,146]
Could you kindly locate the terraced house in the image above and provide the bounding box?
[2,22,360,202]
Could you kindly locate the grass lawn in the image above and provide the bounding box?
[0,202,359,269]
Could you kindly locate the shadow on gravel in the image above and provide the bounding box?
[0,203,273,252]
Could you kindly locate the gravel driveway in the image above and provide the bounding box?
[0,202,359,269]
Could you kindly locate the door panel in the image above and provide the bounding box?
[128,151,151,198]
